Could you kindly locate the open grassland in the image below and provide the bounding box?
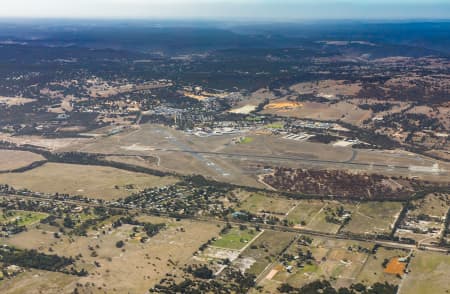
[240,231,296,276]
[0,163,178,200]
[0,150,45,172]
[237,192,297,217]
[341,202,403,235]
[409,193,449,219]
[1,217,221,294]
[0,96,36,106]
[0,270,78,294]
[286,200,326,227]
[302,201,354,234]
[289,80,362,98]
[356,247,408,286]
[400,251,450,294]
[271,237,373,289]
[104,155,159,168]
[212,227,259,250]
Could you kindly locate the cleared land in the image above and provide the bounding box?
[239,231,296,276]
[289,80,362,99]
[264,101,303,110]
[1,217,221,294]
[302,201,353,234]
[212,227,259,250]
[357,247,408,286]
[270,237,373,289]
[0,270,78,294]
[400,251,450,294]
[0,150,45,172]
[0,163,178,200]
[287,200,326,227]
[408,193,449,219]
[237,192,297,217]
[384,257,406,275]
[229,105,257,114]
[263,101,372,126]
[0,96,36,106]
[341,202,403,235]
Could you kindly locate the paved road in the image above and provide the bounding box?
[1,192,448,255]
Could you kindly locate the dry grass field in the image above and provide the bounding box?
[287,200,327,227]
[341,202,403,235]
[408,193,449,219]
[0,133,92,151]
[356,247,408,286]
[239,231,296,276]
[0,96,36,106]
[302,201,354,234]
[0,270,78,294]
[0,163,178,199]
[0,150,45,171]
[262,101,372,126]
[289,80,362,99]
[270,237,373,290]
[400,251,450,294]
[237,191,297,217]
[1,217,221,294]
[257,239,408,293]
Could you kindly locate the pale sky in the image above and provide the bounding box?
[1,0,449,20]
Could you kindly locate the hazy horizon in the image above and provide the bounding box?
[0,0,449,21]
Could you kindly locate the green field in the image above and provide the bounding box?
[239,137,255,144]
[212,227,259,250]
[266,122,284,129]
[0,210,48,226]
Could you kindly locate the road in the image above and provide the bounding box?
[1,192,448,255]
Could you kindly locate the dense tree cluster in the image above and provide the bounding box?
[0,246,74,273]
[151,266,255,294]
[278,280,397,294]
[264,168,416,199]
